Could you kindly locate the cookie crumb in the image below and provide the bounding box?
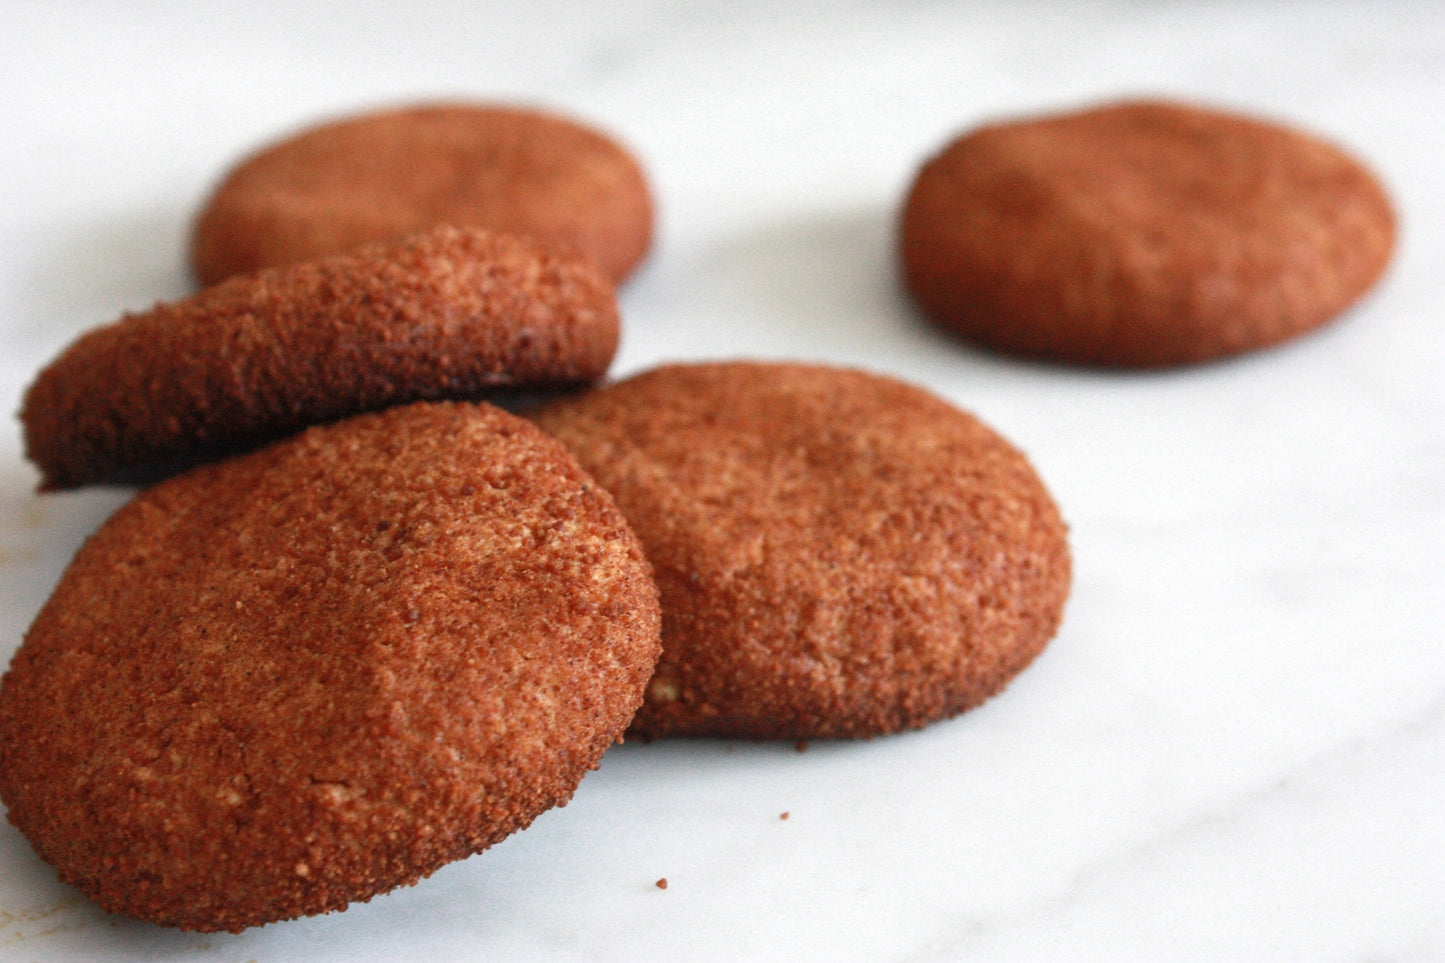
[655,878,668,890]
[794,740,809,753]
[780,811,790,820]
[648,677,681,702]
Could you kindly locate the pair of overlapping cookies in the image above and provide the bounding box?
[0,98,1393,933]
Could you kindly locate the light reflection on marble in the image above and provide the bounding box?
[0,2,1441,960]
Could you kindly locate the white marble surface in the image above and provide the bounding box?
[2,2,1442,960]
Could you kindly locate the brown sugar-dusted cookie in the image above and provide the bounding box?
[191,102,654,285]
[900,98,1396,367]
[21,224,618,490]
[0,401,661,932]
[530,361,1071,740]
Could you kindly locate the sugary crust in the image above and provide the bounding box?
[0,401,661,932]
[900,99,1397,367]
[21,225,619,490]
[191,102,654,284]
[530,361,1071,740]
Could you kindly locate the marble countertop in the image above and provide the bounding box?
[1,2,1441,960]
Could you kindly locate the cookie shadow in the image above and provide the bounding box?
[726,204,909,343]
[653,204,925,362]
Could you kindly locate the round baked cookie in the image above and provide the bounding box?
[529,361,1071,740]
[0,401,661,932]
[191,102,654,285]
[900,98,1396,367]
[21,225,619,490]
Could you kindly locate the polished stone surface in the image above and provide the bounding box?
[1,2,1441,959]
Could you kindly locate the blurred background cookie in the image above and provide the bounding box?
[0,401,661,932]
[531,361,1071,740]
[190,102,654,285]
[22,225,618,490]
[900,98,1396,367]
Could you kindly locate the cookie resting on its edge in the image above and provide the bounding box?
[21,225,619,490]
[0,401,661,932]
[530,361,1071,740]
[900,98,1396,367]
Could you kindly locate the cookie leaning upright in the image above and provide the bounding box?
[900,99,1396,367]
[190,102,654,285]
[530,361,1071,740]
[21,225,619,490]
[0,401,661,932]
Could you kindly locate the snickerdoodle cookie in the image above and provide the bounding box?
[190,102,653,284]
[0,401,660,932]
[900,98,1395,366]
[530,361,1070,740]
[22,225,618,490]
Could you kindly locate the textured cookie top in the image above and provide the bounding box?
[0,401,661,932]
[530,361,1071,740]
[21,225,619,490]
[900,98,1396,367]
[191,102,654,285]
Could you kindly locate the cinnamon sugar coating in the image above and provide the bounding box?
[900,99,1396,367]
[21,225,618,490]
[531,361,1071,740]
[191,102,653,285]
[0,401,661,932]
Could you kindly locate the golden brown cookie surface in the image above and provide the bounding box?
[530,361,1071,740]
[0,401,661,932]
[191,102,653,284]
[22,225,618,490]
[900,99,1396,367]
